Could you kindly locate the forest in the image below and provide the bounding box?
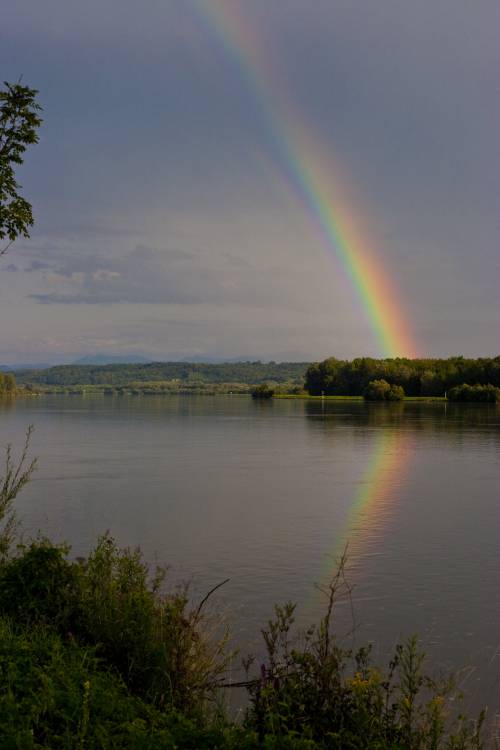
[11,361,308,388]
[304,356,500,397]
[6,357,500,399]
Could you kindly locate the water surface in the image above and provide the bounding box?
[1,395,498,712]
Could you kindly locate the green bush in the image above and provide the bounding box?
[0,541,488,748]
[0,372,16,394]
[363,379,405,401]
[0,616,254,749]
[447,383,500,402]
[0,540,80,630]
[0,536,230,715]
[77,535,230,712]
[251,384,275,399]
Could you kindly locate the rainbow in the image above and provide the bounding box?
[190,0,417,357]
[336,428,412,562]
[310,426,413,602]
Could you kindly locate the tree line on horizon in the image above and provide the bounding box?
[305,356,500,397]
[11,361,310,387]
[6,356,500,398]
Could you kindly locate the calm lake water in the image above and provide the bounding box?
[1,395,499,713]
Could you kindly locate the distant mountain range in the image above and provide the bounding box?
[71,354,153,366]
[0,363,53,371]
[2,354,268,370]
[71,354,264,366]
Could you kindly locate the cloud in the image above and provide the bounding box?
[25,260,52,272]
[29,245,202,305]
[22,232,318,313]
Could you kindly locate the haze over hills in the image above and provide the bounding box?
[72,354,153,366]
[71,354,265,365]
[2,353,272,370]
[0,363,53,371]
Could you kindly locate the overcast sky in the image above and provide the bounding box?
[1,0,498,363]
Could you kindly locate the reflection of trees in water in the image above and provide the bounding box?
[303,401,500,444]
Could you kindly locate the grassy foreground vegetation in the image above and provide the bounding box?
[0,435,490,748]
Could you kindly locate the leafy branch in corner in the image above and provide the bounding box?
[0,80,43,254]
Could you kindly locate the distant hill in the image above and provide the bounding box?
[179,355,261,364]
[71,354,153,366]
[1,363,52,371]
[13,361,309,387]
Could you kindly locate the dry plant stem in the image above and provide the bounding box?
[194,578,230,623]
[315,545,352,659]
[0,240,14,255]
[0,425,37,558]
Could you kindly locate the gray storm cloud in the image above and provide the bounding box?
[0,0,498,362]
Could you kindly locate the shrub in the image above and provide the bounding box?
[387,383,405,401]
[0,372,16,394]
[0,616,251,749]
[0,535,231,715]
[448,383,500,403]
[363,379,405,401]
[251,383,274,399]
[0,540,80,631]
[0,538,487,748]
[242,560,485,748]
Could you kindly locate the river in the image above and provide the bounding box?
[1,395,499,714]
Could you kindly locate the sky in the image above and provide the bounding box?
[1,0,498,363]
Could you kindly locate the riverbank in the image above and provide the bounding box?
[15,383,448,403]
[0,536,488,748]
[274,393,447,402]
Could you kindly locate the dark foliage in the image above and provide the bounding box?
[251,384,275,399]
[0,618,253,749]
[0,371,16,394]
[0,81,42,249]
[0,541,80,630]
[0,537,230,714]
[240,559,486,748]
[0,538,487,748]
[447,383,500,403]
[363,379,405,401]
[305,356,500,397]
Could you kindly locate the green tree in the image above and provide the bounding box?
[363,379,391,401]
[448,383,500,402]
[0,81,43,254]
[2,373,16,393]
[387,383,405,401]
[251,383,274,399]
